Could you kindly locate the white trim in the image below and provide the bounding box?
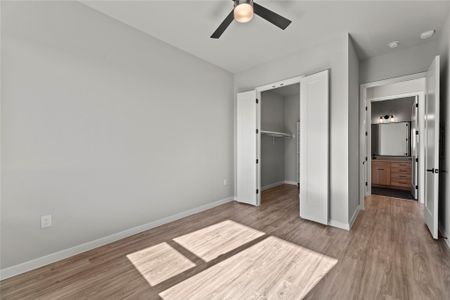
[360,72,426,88]
[438,224,450,250]
[349,205,361,229]
[0,196,233,280]
[261,181,284,191]
[284,180,298,186]
[444,239,450,250]
[328,219,350,231]
[368,92,421,102]
[255,75,304,92]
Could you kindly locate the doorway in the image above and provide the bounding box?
[370,96,418,201]
[259,84,300,205]
[360,55,441,239]
[236,70,330,226]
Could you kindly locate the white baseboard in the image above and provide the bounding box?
[438,223,450,250]
[262,181,298,191]
[0,196,233,280]
[284,181,298,186]
[329,205,360,231]
[349,205,361,229]
[262,181,284,191]
[328,219,350,231]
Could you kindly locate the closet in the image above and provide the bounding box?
[260,84,300,196]
[236,69,329,225]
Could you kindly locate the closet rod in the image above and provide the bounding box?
[261,130,293,138]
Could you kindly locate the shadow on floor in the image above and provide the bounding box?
[372,187,415,200]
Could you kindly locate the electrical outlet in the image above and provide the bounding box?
[41,215,52,229]
[223,179,228,186]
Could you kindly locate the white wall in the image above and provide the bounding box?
[284,93,299,183]
[438,11,450,243]
[234,35,350,226]
[1,1,234,269]
[261,91,285,187]
[360,40,439,84]
[371,97,415,124]
[347,36,360,224]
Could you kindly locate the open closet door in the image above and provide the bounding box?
[236,90,258,206]
[300,70,329,225]
[424,56,440,239]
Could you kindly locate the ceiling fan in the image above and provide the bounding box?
[211,0,292,39]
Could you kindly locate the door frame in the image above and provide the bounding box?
[360,73,426,208]
[255,75,304,206]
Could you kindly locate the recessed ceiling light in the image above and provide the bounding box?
[420,30,435,40]
[388,41,399,49]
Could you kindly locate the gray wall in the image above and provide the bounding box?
[360,40,439,84]
[438,11,450,242]
[234,35,350,225]
[1,1,234,268]
[261,91,285,187]
[348,36,360,223]
[371,97,415,124]
[284,93,300,183]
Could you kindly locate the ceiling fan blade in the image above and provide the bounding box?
[211,10,235,39]
[253,2,291,30]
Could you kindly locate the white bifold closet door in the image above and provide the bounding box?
[236,90,258,206]
[300,70,329,225]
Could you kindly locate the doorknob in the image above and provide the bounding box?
[427,168,439,174]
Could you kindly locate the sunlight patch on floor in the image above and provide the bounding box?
[126,242,195,286]
[160,236,337,299]
[173,220,265,262]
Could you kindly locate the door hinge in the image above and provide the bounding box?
[365,182,368,187]
[416,103,419,108]
[416,158,419,163]
[365,156,368,161]
[256,189,259,194]
[365,131,368,136]
[256,159,259,164]
[256,99,259,104]
[256,129,259,134]
[416,130,419,135]
[415,185,419,190]
[365,106,368,111]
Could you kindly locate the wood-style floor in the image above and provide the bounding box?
[1,184,450,299]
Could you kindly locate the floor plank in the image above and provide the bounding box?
[1,185,449,299]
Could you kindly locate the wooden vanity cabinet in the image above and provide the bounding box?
[372,159,411,190]
[372,161,390,186]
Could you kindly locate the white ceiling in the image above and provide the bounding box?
[82,1,450,73]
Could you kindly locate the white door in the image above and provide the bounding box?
[300,70,329,225]
[236,90,258,206]
[424,56,440,239]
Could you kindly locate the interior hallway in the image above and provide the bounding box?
[1,184,449,299]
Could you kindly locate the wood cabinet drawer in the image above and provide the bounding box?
[391,162,411,169]
[391,173,411,181]
[390,179,410,188]
[391,166,411,174]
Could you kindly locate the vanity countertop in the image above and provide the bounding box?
[372,156,412,162]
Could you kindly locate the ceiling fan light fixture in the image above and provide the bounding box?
[234,0,254,23]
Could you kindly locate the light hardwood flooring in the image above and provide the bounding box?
[173,219,265,262]
[1,184,450,299]
[161,236,337,300]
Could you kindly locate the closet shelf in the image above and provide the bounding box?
[261,130,292,138]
